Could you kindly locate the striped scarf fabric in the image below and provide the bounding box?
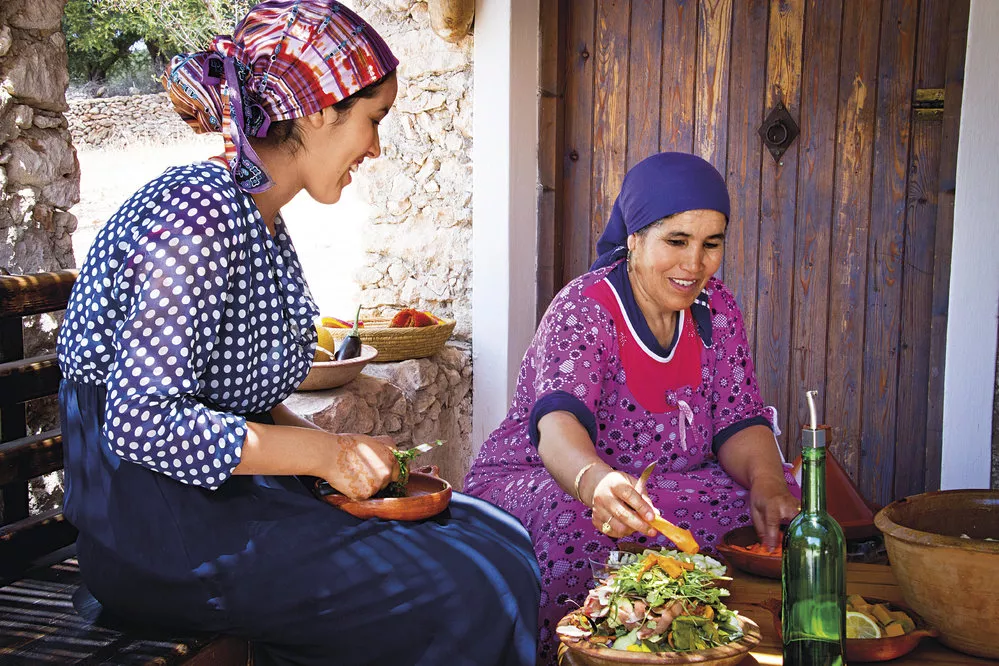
[162,0,398,193]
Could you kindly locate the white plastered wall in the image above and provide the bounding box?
[940,0,999,489]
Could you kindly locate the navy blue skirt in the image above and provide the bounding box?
[59,379,540,665]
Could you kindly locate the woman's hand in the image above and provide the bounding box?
[322,434,400,500]
[588,469,658,539]
[749,474,800,550]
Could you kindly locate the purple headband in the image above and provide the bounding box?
[591,152,731,270]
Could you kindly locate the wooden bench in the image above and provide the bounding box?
[0,270,249,665]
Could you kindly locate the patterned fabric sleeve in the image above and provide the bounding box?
[101,185,248,489]
[525,284,616,443]
[706,279,772,446]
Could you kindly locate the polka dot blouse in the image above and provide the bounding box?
[58,161,319,489]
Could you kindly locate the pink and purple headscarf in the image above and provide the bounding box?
[163,0,398,193]
[591,152,731,270]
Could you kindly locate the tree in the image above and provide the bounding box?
[63,0,149,82]
[100,0,255,53]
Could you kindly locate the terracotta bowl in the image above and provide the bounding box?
[874,489,999,659]
[762,597,938,663]
[314,467,452,521]
[715,526,781,579]
[298,344,377,391]
[556,611,761,666]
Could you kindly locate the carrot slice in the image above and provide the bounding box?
[649,515,699,554]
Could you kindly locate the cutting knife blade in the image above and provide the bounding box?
[407,439,445,456]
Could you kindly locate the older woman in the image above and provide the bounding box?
[464,152,800,664]
[56,3,538,664]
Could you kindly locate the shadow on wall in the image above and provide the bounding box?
[70,134,371,321]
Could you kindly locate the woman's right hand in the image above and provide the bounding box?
[322,434,400,500]
[588,469,658,539]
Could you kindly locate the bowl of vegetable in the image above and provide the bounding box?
[763,595,938,663]
[557,549,760,665]
[299,344,378,391]
[314,464,452,521]
[715,526,782,579]
[875,489,999,659]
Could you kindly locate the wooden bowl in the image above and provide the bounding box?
[314,468,452,521]
[762,597,938,662]
[298,344,377,391]
[875,489,999,659]
[556,611,761,665]
[715,526,781,579]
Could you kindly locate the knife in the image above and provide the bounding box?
[405,439,446,458]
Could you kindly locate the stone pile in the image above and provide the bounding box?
[67,93,197,149]
[285,344,474,488]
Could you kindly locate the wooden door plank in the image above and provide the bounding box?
[538,0,568,318]
[924,0,969,492]
[561,0,597,283]
[755,0,804,447]
[659,0,697,153]
[0,272,76,319]
[590,0,632,259]
[723,0,768,350]
[894,0,950,499]
[860,0,918,507]
[695,0,733,282]
[787,0,842,463]
[626,0,663,168]
[694,0,733,171]
[826,0,880,483]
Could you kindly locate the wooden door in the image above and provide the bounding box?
[538,0,969,507]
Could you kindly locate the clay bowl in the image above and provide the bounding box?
[314,467,452,521]
[762,597,938,663]
[715,526,781,579]
[556,611,761,666]
[298,344,377,391]
[875,489,999,659]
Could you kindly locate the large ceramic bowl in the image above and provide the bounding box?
[298,344,377,391]
[874,489,999,659]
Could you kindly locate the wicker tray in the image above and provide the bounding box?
[323,317,455,362]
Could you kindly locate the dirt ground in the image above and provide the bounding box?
[70,137,369,321]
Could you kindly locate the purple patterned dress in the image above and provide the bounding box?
[463,260,798,665]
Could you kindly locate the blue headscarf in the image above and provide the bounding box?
[590,152,731,270]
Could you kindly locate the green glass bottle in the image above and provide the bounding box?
[782,390,846,665]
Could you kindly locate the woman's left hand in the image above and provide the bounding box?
[749,474,800,550]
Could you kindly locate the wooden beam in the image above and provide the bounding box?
[0,271,76,319]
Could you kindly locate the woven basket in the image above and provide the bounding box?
[324,317,456,362]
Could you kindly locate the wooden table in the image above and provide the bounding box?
[726,562,996,664]
[559,562,995,664]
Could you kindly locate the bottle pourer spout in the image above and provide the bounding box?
[806,390,819,430]
[802,389,825,448]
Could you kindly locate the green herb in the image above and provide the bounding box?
[376,441,443,498]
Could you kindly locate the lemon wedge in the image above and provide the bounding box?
[846,610,882,639]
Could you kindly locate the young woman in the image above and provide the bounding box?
[57,3,539,664]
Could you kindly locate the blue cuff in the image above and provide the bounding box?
[712,415,772,455]
[528,391,598,448]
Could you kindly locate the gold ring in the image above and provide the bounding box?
[601,520,612,535]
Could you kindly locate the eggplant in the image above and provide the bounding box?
[334,305,362,361]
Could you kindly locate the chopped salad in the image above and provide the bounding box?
[558,549,743,653]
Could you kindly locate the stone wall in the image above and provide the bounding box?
[348,0,474,339]
[285,344,474,487]
[67,93,196,149]
[0,0,77,276]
